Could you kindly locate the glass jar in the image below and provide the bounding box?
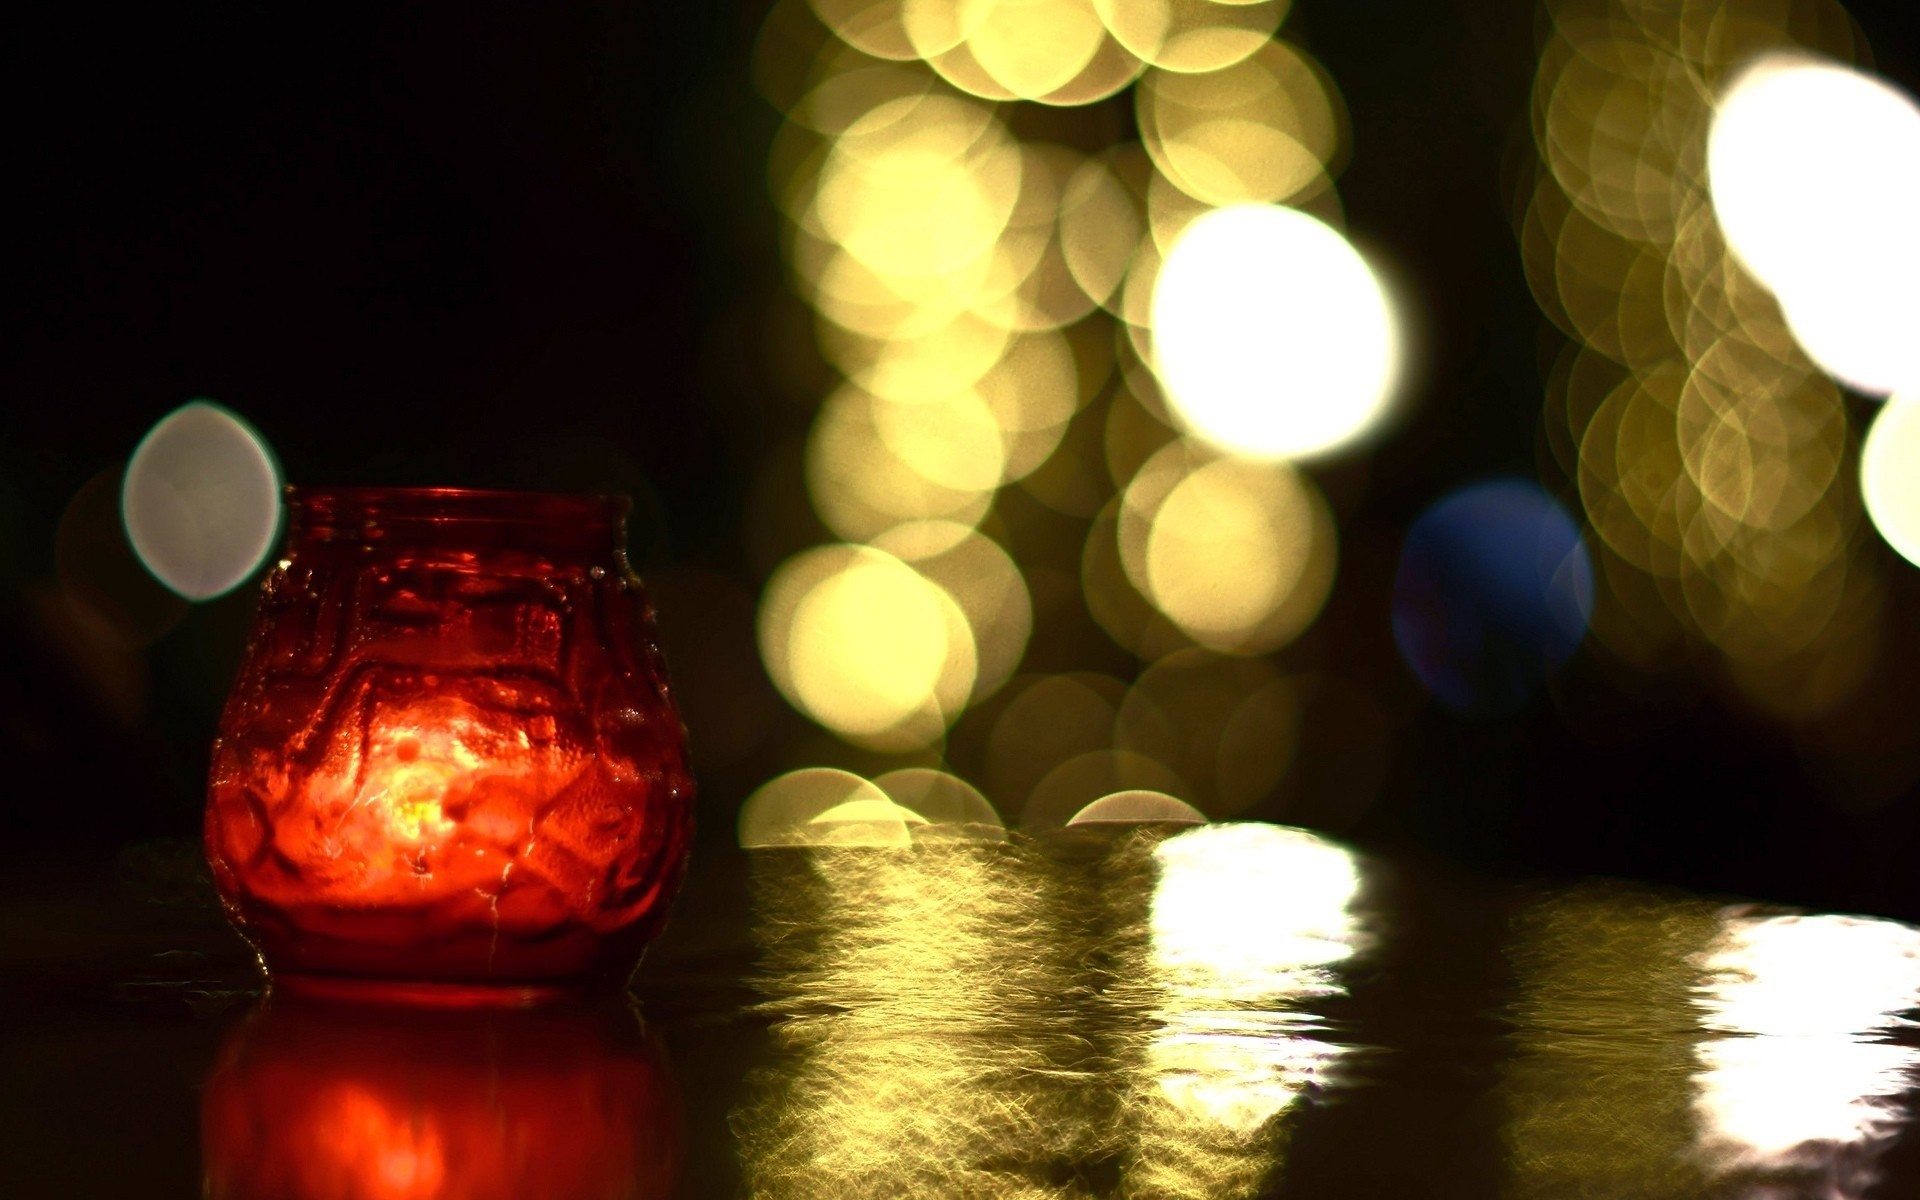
[205,487,695,999]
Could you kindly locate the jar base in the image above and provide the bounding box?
[270,971,608,1009]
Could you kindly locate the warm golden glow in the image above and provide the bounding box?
[1152,462,1304,632]
[1151,204,1400,461]
[1067,788,1205,825]
[872,767,1006,838]
[1059,155,1144,314]
[807,0,919,62]
[741,766,1012,849]
[763,0,1375,764]
[1138,39,1340,207]
[973,330,1083,480]
[806,384,995,545]
[1521,0,1884,713]
[787,554,953,731]
[1118,441,1335,653]
[1027,749,1189,829]
[1091,0,1287,74]
[921,16,1144,106]
[870,387,1009,490]
[735,819,1374,1200]
[828,311,1015,401]
[872,522,1032,704]
[735,831,1101,1198]
[758,544,977,747]
[1501,887,1722,1199]
[814,93,1022,283]
[959,0,1108,100]
[739,767,902,848]
[1150,459,1318,645]
[982,672,1127,812]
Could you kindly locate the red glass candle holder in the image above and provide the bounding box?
[205,487,695,999]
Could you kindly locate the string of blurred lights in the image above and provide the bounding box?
[1519,0,1920,719]
[751,0,1408,822]
[91,0,1920,824]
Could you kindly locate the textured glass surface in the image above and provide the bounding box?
[205,488,695,988]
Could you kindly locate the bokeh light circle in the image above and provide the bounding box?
[872,521,1031,704]
[122,400,283,600]
[962,0,1109,100]
[872,767,1007,840]
[1138,39,1342,208]
[1025,749,1187,830]
[1145,458,1319,646]
[1391,479,1593,715]
[1862,398,1920,569]
[815,94,1023,285]
[1118,441,1336,653]
[739,768,922,849]
[984,672,1127,812]
[1150,203,1399,460]
[1708,55,1920,395]
[1091,0,1287,74]
[758,544,977,747]
[806,384,995,545]
[1116,649,1296,816]
[1066,789,1206,826]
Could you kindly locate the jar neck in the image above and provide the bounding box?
[284,487,630,565]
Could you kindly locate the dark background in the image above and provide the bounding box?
[8,0,1920,921]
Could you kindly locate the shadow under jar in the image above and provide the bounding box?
[206,488,695,1002]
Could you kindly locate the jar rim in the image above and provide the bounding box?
[286,486,630,525]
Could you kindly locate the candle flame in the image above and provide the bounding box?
[305,696,579,888]
[346,724,470,845]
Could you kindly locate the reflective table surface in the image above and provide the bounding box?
[7,824,1920,1199]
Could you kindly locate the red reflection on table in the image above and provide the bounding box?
[202,999,680,1200]
[205,488,694,992]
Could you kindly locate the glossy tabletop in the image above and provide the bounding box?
[6,824,1920,1199]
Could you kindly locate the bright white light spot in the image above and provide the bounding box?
[1150,204,1400,460]
[1692,912,1920,1173]
[122,400,282,600]
[1151,823,1363,979]
[1862,397,1920,568]
[1143,822,1366,1132]
[1708,56,1920,395]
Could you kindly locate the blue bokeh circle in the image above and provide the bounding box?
[1391,479,1593,715]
